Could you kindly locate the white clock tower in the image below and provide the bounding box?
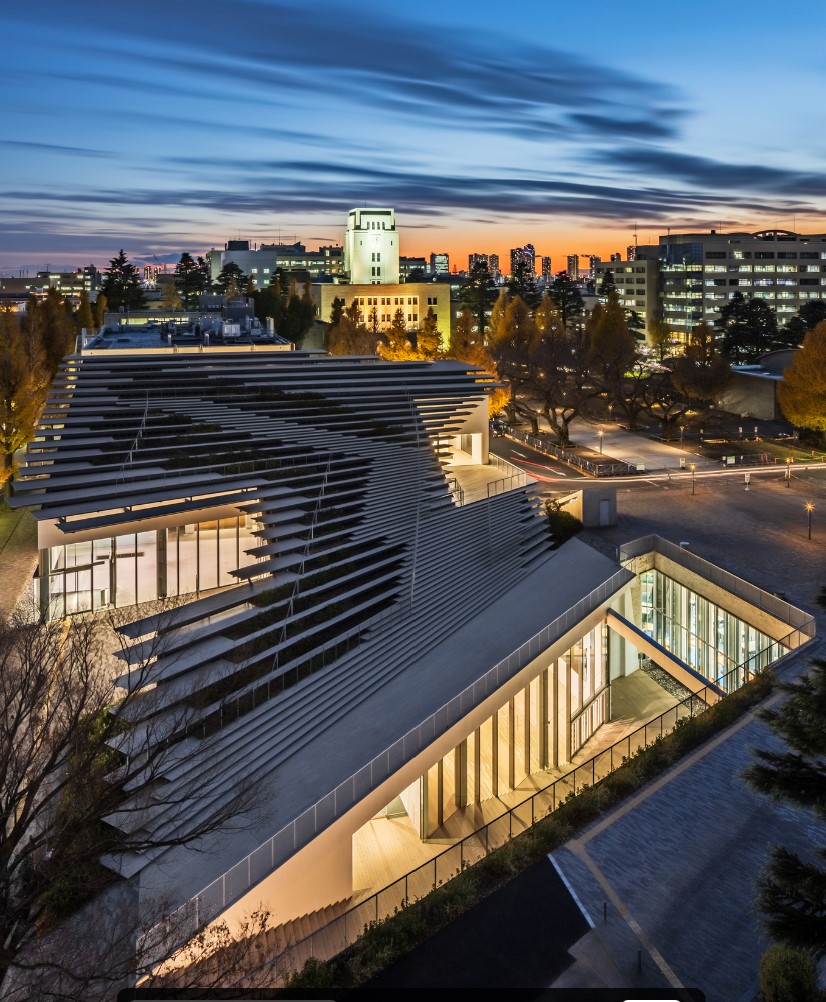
[344,208,399,284]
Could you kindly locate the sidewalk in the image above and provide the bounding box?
[548,642,825,1002]
[568,417,705,474]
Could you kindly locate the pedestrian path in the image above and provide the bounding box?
[568,417,704,473]
[0,506,38,616]
[549,643,825,1002]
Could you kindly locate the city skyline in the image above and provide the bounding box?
[4,1,826,271]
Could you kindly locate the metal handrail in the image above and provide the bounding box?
[619,535,817,636]
[265,622,809,970]
[506,429,635,478]
[142,536,815,962]
[143,564,634,957]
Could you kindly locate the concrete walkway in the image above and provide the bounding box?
[569,417,706,474]
[0,506,38,616]
[549,642,825,1002]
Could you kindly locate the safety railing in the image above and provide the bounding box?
[620,535,817,638]
[506,429,635,478]
[262,629,807,975]
[142,564,635,961]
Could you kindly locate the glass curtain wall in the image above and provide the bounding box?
[639,569,786,690]
[418,623,608,836]
[40,514,261,618]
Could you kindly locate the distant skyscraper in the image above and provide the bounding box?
[509,244,536,276]
[541,256,552,282]
[567,254,580,279]
[429,252,449,275]
[489,254,500,278]
[587,255,601,280]
[626,244,637,262]
[610,252,622,263]
[468,252,488,271]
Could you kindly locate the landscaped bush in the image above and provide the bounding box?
[759,943,820,1002]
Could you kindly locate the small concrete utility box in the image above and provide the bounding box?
[558,487,617,528]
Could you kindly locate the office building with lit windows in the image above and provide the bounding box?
[659,228,826,336]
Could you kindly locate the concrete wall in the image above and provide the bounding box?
[720,372,780,421]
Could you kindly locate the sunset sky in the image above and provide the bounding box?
[4,0,826,273]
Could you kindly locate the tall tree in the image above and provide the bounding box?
[162,280,183,311]
[0,310,48,477]
[744,655,826,954]
[597,269,616,296]
[548,271,585,331]
[506,259,541,308]
[416,306,441,358]
[489,295,538,427]
[174,252,207,308]
[588,291,638,400]
[777,321,826,445]
[648,317,675,362]
[213,262,247,298]
[447,308,509,417]
[93,294,108,330]
[0,608,260,994]
[530,293,583,444]
[76,291,95,335]
[715,291,779,363]
[784,300,826,348]
[459,259,497,341]
[100,250,146,312]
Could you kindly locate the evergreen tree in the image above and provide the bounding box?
[784,300,826,347]
[94,293,108,329]
[329,296,345,327]
[416,307,441,358]
[506,260,541,308]
[548,271,585,331]
[715,291,779,363]
[598,269,616,296]
[174,252,207,308]
[744,656,826,954]
[459,260,497,340]
[100,249,146,311]
[213,261,247,297]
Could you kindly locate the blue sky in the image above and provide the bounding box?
[3,0,826,271]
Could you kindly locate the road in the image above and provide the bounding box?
[490,435,586,483]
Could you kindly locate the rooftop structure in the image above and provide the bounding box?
[11,340,815,977]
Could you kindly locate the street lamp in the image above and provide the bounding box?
[690,463,696,495]
[806,502,814,540]
[679,425,685,450]
[608,403,614,423]
[598,429,604,453]
[785,456,792,488]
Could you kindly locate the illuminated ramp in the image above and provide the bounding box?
[606,609,725,704]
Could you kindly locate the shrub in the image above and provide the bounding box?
[758,943,820,1002]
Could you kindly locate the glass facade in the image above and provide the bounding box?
[639,569,786,691]
[416,623,609,835]
[39,514,261,618]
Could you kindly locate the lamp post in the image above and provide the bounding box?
[785,456,792,488]
[806,502,814,540]
[598,429,604,454]
[690,463,696,495]
[608,403,614,424]
[679,425,684,450]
